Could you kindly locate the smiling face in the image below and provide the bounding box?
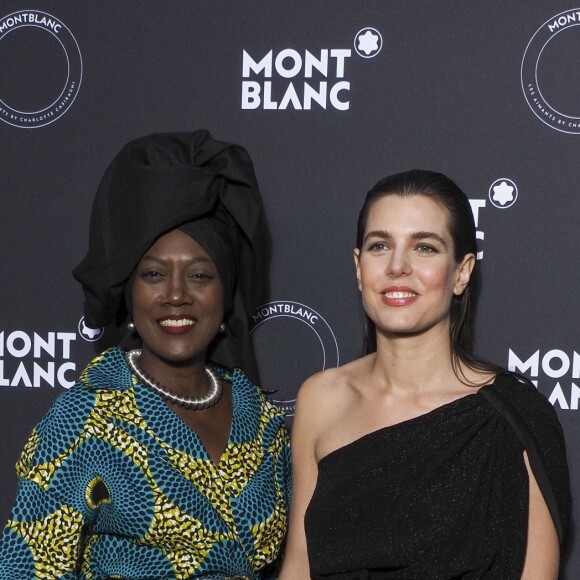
[354,194,474,340]
[131,228,224,374]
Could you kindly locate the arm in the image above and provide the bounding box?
[0,389,95,579]
[0,435,89,579]
[479,376,570,570]
[0,479,87,579]
[520,452,559,580]
[279,377,323,579]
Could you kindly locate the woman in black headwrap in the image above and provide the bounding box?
[0,132,290,579]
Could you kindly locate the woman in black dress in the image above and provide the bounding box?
[280,170,570,579]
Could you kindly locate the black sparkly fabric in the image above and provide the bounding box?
[305,374,570,579]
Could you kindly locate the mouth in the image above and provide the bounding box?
[381,286,418,307]
[158,317,195,328]
[384,290,417,299]
[382,286,418,297]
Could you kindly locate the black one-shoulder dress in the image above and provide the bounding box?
[305,374,570,579]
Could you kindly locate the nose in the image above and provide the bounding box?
[165,273,193,305]
[386,248,411,277]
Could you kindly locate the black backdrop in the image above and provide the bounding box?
[1,2,579,575]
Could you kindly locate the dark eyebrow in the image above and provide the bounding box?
[363,230,391,243]
[364,230,448,247]
[411,231,448,247]
[139,255,213,264]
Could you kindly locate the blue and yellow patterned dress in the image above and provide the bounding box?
[0,347,290,579]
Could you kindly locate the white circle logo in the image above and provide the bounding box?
[488,178,518,209]
[521,9,580,134]
[250,301,339,415]
[354,27,383,58]
[0,10,82,128]
[78,317,104,342]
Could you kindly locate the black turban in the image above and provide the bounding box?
[73,131,268,383]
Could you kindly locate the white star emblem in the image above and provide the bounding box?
[354,27,383,58]
[492,181,515,206]
[357,30,379,55]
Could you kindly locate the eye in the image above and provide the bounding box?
[367,241,389,253]
[141,269,165,280]
[187,271,216,284]
[416,243,437,254]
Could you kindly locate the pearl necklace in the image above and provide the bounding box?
[125,349,223,410]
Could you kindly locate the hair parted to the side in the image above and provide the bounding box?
[356,169,504,382]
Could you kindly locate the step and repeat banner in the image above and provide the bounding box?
[1,1,579,574]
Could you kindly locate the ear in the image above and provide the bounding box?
[453,253,475,296]
[353,248,362,292]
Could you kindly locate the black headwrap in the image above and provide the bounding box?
[73,131,268,383]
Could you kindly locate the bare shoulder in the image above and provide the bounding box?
[298,356,371,402]
[294,356,373,432]
[458,364,498,391]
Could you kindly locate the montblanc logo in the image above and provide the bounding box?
[488,178,518,209]
[0,10,82,128]
[521,8,580,134]
[468,177,519,260]
[241,27,383,111]
[509,348,580,411]
[0,318,105,389]
[0,329,77,388]
[78,317,104,342]
[354,27,383,58]
[250,301,339,415]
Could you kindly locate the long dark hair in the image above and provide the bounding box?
[356,169,504,381]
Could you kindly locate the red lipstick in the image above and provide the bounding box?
[381,286,418,307]
[157,316,196,335]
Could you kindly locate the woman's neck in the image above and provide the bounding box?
[370,326,459,394]
[137,350,210,397]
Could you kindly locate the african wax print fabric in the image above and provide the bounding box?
[0,348,290,579]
